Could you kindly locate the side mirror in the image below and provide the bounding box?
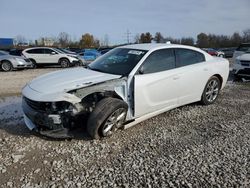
[51,51,56,55]
[138,66,144,74]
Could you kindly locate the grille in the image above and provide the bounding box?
[241,60,250,66]
[24,97,50,112]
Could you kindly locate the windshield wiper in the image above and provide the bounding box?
[86,65,103,73]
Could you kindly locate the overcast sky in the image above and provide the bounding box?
[0,0,249,44]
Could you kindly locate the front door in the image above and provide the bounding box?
[134,48,179,118]
[43,49,59,64]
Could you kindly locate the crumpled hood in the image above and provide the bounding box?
[28,67,121,94]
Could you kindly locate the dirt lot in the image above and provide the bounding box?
[0,67,250,187]
[0,68,61,97]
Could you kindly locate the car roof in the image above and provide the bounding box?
[118,43,213,60]
[24,47,53,51]
[119,43,200,51]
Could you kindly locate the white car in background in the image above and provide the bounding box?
[233,53,250,77]
[216,50,225,58]
[22,47,80,68]
[0,50,32,71]
[233,43,250,62]
[22,44,229,139]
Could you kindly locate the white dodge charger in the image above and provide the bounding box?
[22,44,229,139]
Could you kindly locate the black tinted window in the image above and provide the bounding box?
[176,48,205,67]
[9,50,23,56]
[44,49,55,54]
[141,49,175,74]
[26,49,44,54]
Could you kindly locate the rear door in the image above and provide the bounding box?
[30,48,45,63]
[134,48,179,117]
[175,48,210,105]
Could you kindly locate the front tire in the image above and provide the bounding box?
[201,76,221,105]
[87,98,128,139]
[59,58,69,68]
[1,61,13,72]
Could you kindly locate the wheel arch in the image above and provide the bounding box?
[81,91,124,106]
[212,74,223,89]
[58,57,70,63]
[0,59,12,65]
[29,58,36,63]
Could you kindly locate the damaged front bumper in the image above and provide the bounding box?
[22,97,79,138]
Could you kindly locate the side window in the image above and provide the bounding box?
[141,49,176,74]
[26,49,35,54]
[175,48,205,67]
[44,49,55,54]
[27,49,44,54]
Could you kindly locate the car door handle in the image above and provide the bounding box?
[173,76,180,80]
[203,68,208,71]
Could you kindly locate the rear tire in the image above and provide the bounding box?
[1,61,13,72]
[59,58,69,68]
[201,76,221,105]
[87,98,128,139]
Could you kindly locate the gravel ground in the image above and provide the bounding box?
[0,65,250,187]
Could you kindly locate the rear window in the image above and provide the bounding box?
[176,48,205,67]
[9,50,23,56]
[236,44,250,52]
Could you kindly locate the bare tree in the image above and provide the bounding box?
[14,35,27,45]
[154,32,164,43]
[57,32,71,47]
[134,34,140,44]
[242,29,250,42]
[196,33,209,48]
[164,37,180,44]
[181,37,194,46]
[139,32,153,43]
[231,32,242,46]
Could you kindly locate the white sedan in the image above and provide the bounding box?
[22,44,229,139]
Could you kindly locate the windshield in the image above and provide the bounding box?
[0,51,8,56]
[59,48,75,54]
[54,48,65,54]
[88,48,147,75]
[237,44,250,52]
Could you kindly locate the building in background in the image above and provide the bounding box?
[37,37,55,46]
[0,38,14,49]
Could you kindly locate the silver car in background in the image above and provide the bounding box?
[0,50,32,71]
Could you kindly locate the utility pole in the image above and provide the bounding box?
[125,29,132,44]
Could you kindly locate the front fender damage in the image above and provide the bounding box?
[22,78,128,138]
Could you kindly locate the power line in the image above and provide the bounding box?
[124,29,132,44]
